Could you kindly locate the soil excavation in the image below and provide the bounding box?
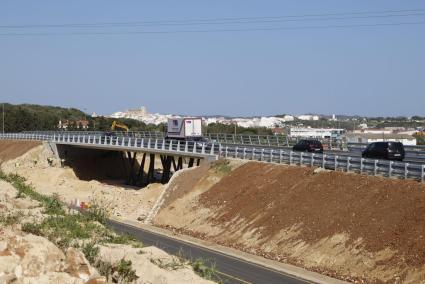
[155,159,425,283]
[3,140,425,283]
[0,140,40,164]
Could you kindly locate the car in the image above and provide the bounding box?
[361,142,405,161]
[292,139,323,153]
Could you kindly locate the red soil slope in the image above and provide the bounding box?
[0,140,41,164]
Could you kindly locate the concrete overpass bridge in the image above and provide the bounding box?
[0,132,217,186]
[2,131,424,183]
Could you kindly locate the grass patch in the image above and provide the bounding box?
[0,211,23,226]
[211,159,232,175]
[0,171,65,215]
[149,250,222,283]
[150,257,186,271]
[0,170,144,255]
[191,258,220,281]
[82,242,100,264]
[95,258,139,283]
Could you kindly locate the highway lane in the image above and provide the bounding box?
[219,143,425,165]
[107,220,312,284]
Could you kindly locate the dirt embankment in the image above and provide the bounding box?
[154,160,425,283]
[0,140,40,164]
[0,141,214,284]
[1,142,164,222]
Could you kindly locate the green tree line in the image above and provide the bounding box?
[0,103,165,132]
[0,103,272,135]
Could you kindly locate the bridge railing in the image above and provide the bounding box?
[18,131,425,152]
[1,132,424,182]
[213,145,425,182]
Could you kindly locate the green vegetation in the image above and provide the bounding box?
[414,133,425,145]
[0,103,85,132]
[149,255,221,283]
[275,114,425,131]
[211,159,232,175]
[116,259,139,283]
[0,102,165,132]
[96,258,139,283]
[191,258,219,281]
[82,242,100,263]
[0,170,142,282]
[1,170,222,283]
[0,211,23,226]
[150,257,186,271]
[0,172,66,215]
[204,122,273,135]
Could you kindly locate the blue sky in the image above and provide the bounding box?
[0,1,424,117]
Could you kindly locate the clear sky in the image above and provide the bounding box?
[0,1,424,117]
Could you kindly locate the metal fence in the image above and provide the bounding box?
[1,132,424,182]
[216,145,425,182]
[0,133,215,158]
[20,130,425,152]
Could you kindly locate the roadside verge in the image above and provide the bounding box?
[110,218,348,284]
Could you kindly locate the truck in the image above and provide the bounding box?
[166,117,203,141]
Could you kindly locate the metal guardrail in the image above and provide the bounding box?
[347,142,425,152]
[216,145,425,182]
[0,133,215,158]
[23,130,165,139]
[21,130,425,151]
[21,131,343,148]
[1,132,424,182]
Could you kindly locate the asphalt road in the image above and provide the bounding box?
[107,220,312,284]
[220,143,425,165]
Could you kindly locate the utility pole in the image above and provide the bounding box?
[2,103,4,134]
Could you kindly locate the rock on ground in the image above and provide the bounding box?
[0,228,98,284]
[98,244,214,284]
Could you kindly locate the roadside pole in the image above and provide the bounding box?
[2,103,4,134]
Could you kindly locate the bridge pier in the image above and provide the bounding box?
[122,152,204,187]
[136,153,146,186]
[53,143,210,187]
[147,154,155,184]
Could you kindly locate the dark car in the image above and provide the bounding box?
[292,139,323,153]
[361,142,405,161]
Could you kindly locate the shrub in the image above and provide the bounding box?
[212,159,232,174]
[43,193,65,215]
[22,222,43,235]
[116,259,139,283]
[0,212,23,226]
[82,242,100,264]
[84,204,108,224]
[95,258,139,283]
[191,258,219,281]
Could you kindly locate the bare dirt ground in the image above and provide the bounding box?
[0,143,164,221]
[0,140,40,164]
[0,175,213,284]
[154,159,425,283]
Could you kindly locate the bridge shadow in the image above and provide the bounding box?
[56,145,138,186]
[55,144,201,188]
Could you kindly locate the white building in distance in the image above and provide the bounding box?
[289,127,345,139]
[346,133,417,145]
[297,115,320,121]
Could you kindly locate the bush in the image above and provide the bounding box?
[82,242,100,264]
[84,204,108,224]
[95,258,139,283]
[116,259,139,283]
[43,193,65,215]
[211,159,232,174]
[0,212,23,226]
[191,258,219,281]
[22,222,43,235]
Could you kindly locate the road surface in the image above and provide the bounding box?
[108,220,313,284]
